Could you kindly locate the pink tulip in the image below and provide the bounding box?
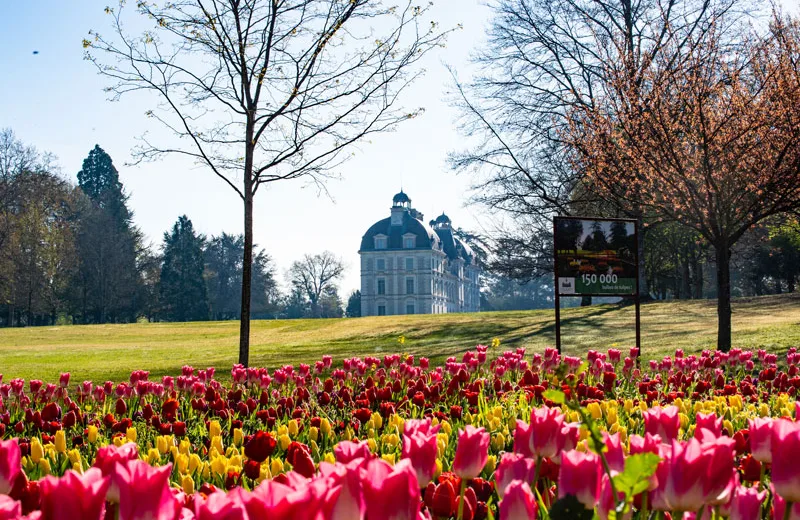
[701,437,736,506]
[334,440,372,464]
[528,407,566,458]
[748,418,773,463]
[0,495,21,520]
[39,468,110,520]
[247,480,315,518]
[774,486,800,520]
[452,426,490,480]
[193,491,249,520]
[629,433,662,455]
[402,430,439,487]
[0,439,21,495]
[559,422,581,455]
[318,460,365,520]
[499,480,538,520]
[513,420,536,458]
[772,419,800,502]
[598,474,629,520]
[404,419,441,437]
[727,485,767,520]
[694,413,723,438]
[362,458,420,520]
[644,406,680,440]
[114,459,181,520]
[558,450,602,509]
[495,453,536,499]
[603,432,625,474]
[656,440,706,512]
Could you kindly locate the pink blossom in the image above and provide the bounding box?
[39,469,110,520]
[0,439,21,495]
[362,458,420,520]
[499,480,537,520]
[114,459,181,520]
[452,426,490,480]
[558,450,602,510]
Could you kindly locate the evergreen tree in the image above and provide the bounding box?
[345,290,361,317]
[74,146,141,323]
[159,216,208,321]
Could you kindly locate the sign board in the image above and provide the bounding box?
[554,217,638,296]
[553,216,641,355]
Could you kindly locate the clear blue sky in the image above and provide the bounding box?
[2,1,797,296]
[0,1,491,296]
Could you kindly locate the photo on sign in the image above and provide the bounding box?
[554,218,637,295]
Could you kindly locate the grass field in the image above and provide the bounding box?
[1,293,799,383]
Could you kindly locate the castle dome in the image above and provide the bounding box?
[392,190,411,205]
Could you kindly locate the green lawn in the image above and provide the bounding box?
[1,293,799,383]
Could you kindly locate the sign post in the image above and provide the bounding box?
[553,217,640,354]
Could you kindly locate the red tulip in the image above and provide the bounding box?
[244,431,276,463]
[558,450,602,510]
[499,480,537,520]
[0,439,21,495]
[424,479,458,518]
[771,419,800,502]
[39,468,110,520]
[453,426,490,480]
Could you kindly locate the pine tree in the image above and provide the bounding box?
[159,216,208,322]
[74,145,141,323]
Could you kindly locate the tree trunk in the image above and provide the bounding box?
[692,258,704,299]
[715,244,732,352]
[239,127,255,366]
[580,295,592,306]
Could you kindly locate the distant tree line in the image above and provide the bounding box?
[0,130,348,327]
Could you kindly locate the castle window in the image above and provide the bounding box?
[406,278,415,294]
[405,257,414,271]
[403,235,416,248]
[377,279,385,295]
[376,258,385,271]
[375,236,387,249]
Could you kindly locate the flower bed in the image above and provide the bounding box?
[1,345,799,519]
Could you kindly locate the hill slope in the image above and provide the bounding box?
[1,294,798,382]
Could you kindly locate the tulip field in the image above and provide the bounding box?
[2,345,800,519]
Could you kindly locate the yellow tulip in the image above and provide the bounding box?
[72,461,83,473]
[323,452,336,465]
[126,427,137,443]
[492,433,505,451]
[179,439,191,455]
[31,438,44,463]
[279,434,291,451]
[113,436,125,447]
[189,454,201,473]
[176,454,189,474]
[211,456,227,477]
[485,455,496,474]
[68,449,82,465]
[87,425,98,444]
[440,421,452,436]
[382,453,395,465]
[39,458,51,475]
[309,427,319,443]
[288,420,299,438]
[209,421,221,438]
[367,439,377,453]
[320,418,332,437]
[157,436,169,455]
[211,436,224,455]
[233,428,244,447]
[55,430,66,454]
[277,425,289,437]
[434,459,443,480]
[147,448,161,465]
[271,458,284,476]
[182,474,195,495]
[372,413,383,429]
[679,413,690,430]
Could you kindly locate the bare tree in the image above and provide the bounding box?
[288,250,345,318]
[449,0,739,293]
[85,0,448,365]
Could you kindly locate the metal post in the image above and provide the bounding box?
[555,292,562,355]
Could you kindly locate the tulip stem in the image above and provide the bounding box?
[640,491,648,520]
[532,456,542,490]
[697,505,705,519]
[785,502,793,520]
[456,478,467,520]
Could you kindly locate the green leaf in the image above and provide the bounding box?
[544,389,566,404]
[613,453,661,498]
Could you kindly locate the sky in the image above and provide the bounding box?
[0,1,491,296]
[2,0,799,297]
